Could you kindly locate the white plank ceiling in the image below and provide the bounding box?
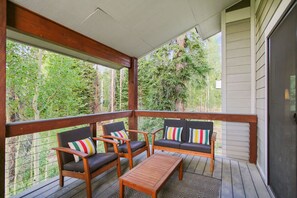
[9,0,239,59]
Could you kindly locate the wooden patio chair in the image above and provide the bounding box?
[101,121,150,169]
[52,127,121,198]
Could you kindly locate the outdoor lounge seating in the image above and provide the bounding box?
[102,121,150,169]
[52,127,121,198]
[152,119,216,172]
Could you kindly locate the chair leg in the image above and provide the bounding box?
[59,174,64,187]
[152,146,155,155]
[210,158,214,172]
[117,158,121,177]
[128,157,133,169]
[85,177,92,198]
[119,179,124,198]
[147,146,151,157]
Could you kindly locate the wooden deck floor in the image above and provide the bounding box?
[14,151,271,198]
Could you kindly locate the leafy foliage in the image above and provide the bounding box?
[138,31,211,111]
[6,40,101,196]
[115,69,128,110]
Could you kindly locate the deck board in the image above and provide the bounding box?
[221,158,233,198]
[247,163,270,198]
[239,161,258,198]
[195,156,207,174]
[213,157,222,180]
[203,158,213,177]
[183,154,193,170]
[187,156,199,173]
[231,160,245,198]
[13,152,271,198]
[40,178,77,198]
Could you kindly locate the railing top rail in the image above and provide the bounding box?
[6,111,132,137]
[6,110,257,137]
[135,110,257,123]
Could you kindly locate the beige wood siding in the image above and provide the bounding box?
[255,0,281,178]
[223,18,251,161]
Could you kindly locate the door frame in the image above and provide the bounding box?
[265,0,296,187]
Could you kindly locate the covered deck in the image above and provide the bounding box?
[0,0,271,198]
[14,151,270,198]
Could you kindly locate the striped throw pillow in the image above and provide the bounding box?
[188,128,210,145]
[164,127,183,142]
[68,137,96,162]
[110,130,129,145]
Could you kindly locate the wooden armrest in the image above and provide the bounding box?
[100,135,131,142]
[211,132,217,142]
[52,147,88,158]
[126,129,148,135]
[127,129,150,146]
[151,128,163,135]
[93,137,118,145]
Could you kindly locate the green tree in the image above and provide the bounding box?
[6,40,99,196]
[186,33,221,112]
[115,69,128,110]
[138,31,211,131]
[138,31,210,111]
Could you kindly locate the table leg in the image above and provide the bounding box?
[152,192,157,198]
[119,179,124,198]
[179,161,183,180]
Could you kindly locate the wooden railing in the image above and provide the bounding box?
[6,111,132,137]
[4,111,132,196]
[135,110,257,163]
[4,110,257,196]
[5,110,257,163]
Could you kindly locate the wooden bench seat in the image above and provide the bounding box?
[151,119,216,172]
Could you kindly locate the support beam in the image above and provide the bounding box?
[0,0,6,196]
[128,58,138,140]
[249,122,257,163]
[90,122,97,146]
[6,1,131,68]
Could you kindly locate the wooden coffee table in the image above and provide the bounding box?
[119,153,183,198]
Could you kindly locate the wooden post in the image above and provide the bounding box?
[249,122,257,163]
[0,0,6,196]
[90,123,97,137]
[90,123,97,148]
[128,58,138,141]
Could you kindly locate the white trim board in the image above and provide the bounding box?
[251,0,256,114]
[221,10,227,155]
[221,10,227,113]
[263,0,294,185]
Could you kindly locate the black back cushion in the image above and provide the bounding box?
[186,121,213,144]
[57,127,92,164]
[102,121,126,135]
[102,121,126,147]
[163,119,187,142]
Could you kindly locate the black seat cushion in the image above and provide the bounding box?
[154,139,181,149]
[63,153,118,173]
[180,143,211,153]
[108,141,146,153]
